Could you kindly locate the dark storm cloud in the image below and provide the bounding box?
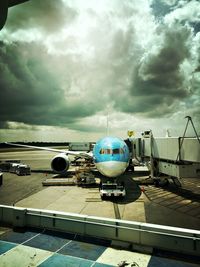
[195,66,200,72]
[113,25,193,117]
[136,26,191,96]
[0,0,199,137]
[6,0,77,33]
[0,41,102,129]
[66,123,105,133]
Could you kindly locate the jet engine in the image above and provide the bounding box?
[0,1,8,30]
[51,153,70,174]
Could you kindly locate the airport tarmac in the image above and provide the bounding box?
[0,148,200,230]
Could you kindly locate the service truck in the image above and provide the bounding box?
[16,164,31,176]
[100,182,125,198]
[10,163,20,173]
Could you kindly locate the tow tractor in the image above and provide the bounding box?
[100,181,125,199]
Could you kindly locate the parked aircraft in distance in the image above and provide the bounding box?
[6,136,130,178]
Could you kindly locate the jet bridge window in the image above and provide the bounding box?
[100,148,124,154]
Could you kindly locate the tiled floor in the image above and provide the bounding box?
[0,228,113,267]
[0,227,199,267]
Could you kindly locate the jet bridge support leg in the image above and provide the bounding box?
[149,131,162,186]
[135,117,200,187]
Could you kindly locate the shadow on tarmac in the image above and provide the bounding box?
[31,169,142,204]
[31,169,54,174]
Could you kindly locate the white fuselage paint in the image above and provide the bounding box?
[95,161,128,178]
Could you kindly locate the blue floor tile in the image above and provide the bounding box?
[0,229,40,244]
[24,230,71,252]
[148,256,199,267]
[58,240,107,261]
[38,253,92,267]
[0,240,16,255]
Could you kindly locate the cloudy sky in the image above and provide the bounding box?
[0,0,200,142]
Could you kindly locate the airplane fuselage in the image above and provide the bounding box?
[93,136,130,178]
[6,136,130,178]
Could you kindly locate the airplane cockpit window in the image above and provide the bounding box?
[100,148,124,154]
[100,149,111,154]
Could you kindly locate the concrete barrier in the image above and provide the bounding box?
[0,205,199,256]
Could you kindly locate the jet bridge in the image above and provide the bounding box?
[133,135,200,184]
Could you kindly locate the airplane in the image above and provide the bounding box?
[6,136,130,178]
[0,0,29,30]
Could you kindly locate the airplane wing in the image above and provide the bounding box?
[5,142,93,160]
